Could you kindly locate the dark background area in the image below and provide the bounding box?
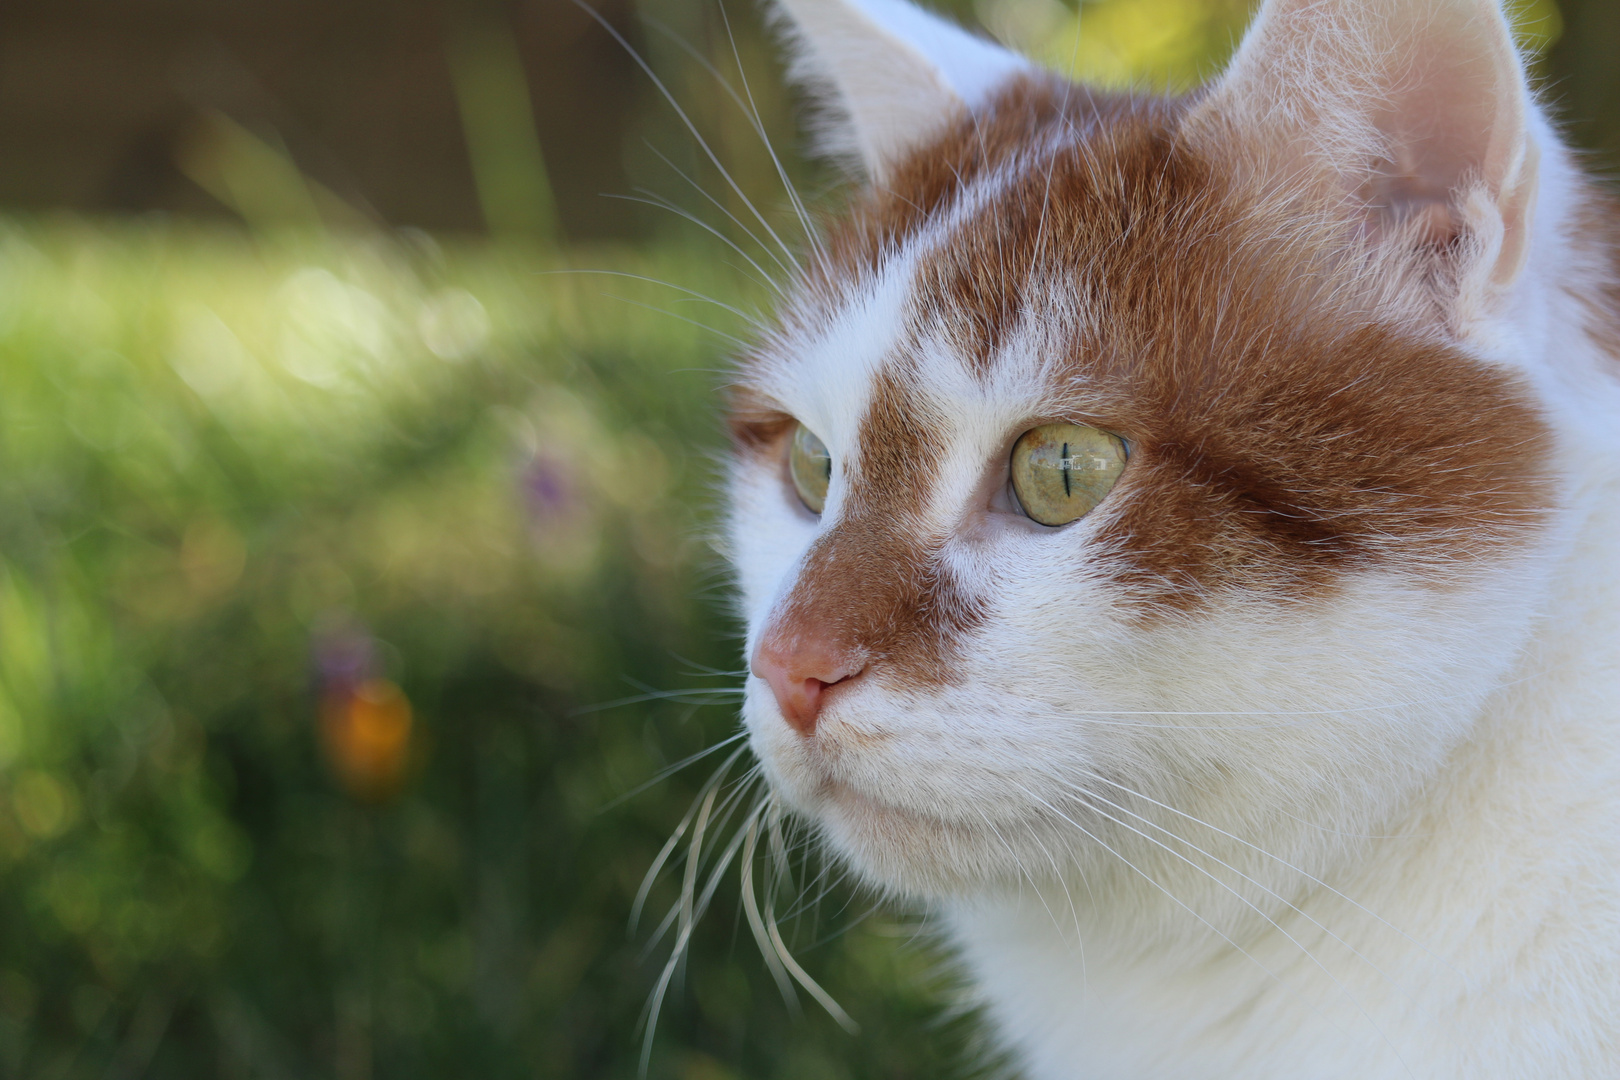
[1,0,646,236]
[3,0,1610,241]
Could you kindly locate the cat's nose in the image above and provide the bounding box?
[750,634,864,736]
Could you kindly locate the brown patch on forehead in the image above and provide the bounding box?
[1094,324,1550,604]
[767,367,987,688]
[918,89,1193,371]
[894,79,1553,608]
[762,72,1552,617]
[802,76,1156,310]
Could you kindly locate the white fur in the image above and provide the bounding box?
[729,0,1620,1075]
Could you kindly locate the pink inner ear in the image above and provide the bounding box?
[1356,39,1522,252]
[1358,159,1468,252]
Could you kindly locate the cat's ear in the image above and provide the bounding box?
[1191,0,1538,294]
[770,0,1030,181]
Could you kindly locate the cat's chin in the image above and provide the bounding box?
[771,768,1038,898]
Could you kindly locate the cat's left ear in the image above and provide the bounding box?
[1191,0,1538,296]
[770,0,1031,182]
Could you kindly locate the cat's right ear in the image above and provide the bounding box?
[1190,0,1538,308]
[769,0,1030,182]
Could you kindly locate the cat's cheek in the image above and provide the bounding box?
[725,471,822,620]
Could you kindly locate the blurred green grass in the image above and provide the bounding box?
[0,219,977,1079]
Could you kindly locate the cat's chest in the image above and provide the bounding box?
[946,893,1450,1080]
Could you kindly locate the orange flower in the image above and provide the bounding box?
[319,678,413,803]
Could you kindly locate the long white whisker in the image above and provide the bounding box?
[1055,777,1401,990]
[631,744,748,932]
[597,294,752,347]
[759,804,860,1032]
[570,0,803,276]
[741,801,802,1009]
[576,687,745,713]
[666,657,750,679]
[985,805,1090,987]
[1002,782,1320,1032]
[644,7,828,270]
[641,790,767,1077]
[608,185,785,296]
[1026,826,1088,972]
[638,141,796,279]
[600,731,749,814]
[677,782,724,976]
[1074,766,1464,979]
[712,1,830,268]
[638,758,763,957]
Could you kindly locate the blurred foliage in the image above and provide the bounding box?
[0,220,977,1078]
[972,0,1560,89]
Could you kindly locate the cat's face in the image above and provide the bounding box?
[727,0,1555,898]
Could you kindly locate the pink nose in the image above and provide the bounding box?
[750,634,865,736]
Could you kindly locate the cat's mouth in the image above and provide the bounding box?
[799,772,1000,892]
[772,738,962,838]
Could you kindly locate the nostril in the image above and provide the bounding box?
[750,638,864,737]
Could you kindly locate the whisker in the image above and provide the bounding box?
[1003,781,1322,1034]
[637,774,758,962]
[1025,822,1090,983]
[667,656,749,679]
[741,799,801,1012]
[643,8,828,270]
[631,743,749,933]
[576,686,744,715]
[802,897,885,952]
[712,1,830,268]
[641,791,768,1076]
[598,730,749,814]
[1055,778,1401,988]
[570,0,802,277]
[1072,767,1463,978]
[537,267,768,329]
[974,805,1081,967]
[745,800,860,1033]
[607,186,784,296]
[1010,683,1528,732]
[677,782,724,975]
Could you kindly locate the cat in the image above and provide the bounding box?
[719,0,1620,1076]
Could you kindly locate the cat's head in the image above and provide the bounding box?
[727,0,1578,898]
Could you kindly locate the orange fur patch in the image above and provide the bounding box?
[735,71,1552,659]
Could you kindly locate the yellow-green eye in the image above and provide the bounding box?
[789,424,832,513]
[1010,423,1127,526]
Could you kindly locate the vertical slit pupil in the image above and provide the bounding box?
[1061,442,1071,497]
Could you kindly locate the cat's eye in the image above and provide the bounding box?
[788,424,832,513]
[1009,423,1127,527]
